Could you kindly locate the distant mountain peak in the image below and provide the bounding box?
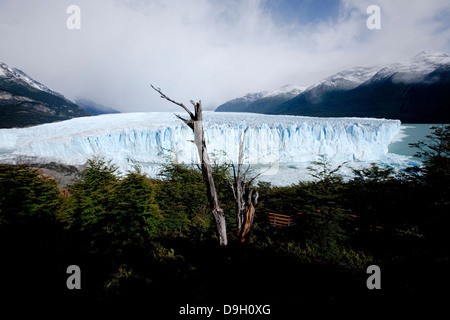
[364,50,450,85]
[0,62,64,98]
[309,66,379,91]
[229,84,307,102]
[215,84,307,113]
[261,84,307,98]
[216,50,450,123]
[410,50,450,64]
[0,60,89,128]
[308,50,450,90]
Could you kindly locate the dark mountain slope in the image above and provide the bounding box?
[0,62,89,128]
[275,66,450,123]
[216,51,450,123]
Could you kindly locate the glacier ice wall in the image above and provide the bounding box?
[0,112,402,184]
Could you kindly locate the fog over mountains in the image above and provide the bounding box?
[0,51,443,184]
[216,51,450,123]
[0,61,119,128]
[1,50,448,130]
[0,61,89,128]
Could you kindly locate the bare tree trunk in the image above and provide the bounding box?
[194,117,228,246]
[231,129,259,243]
[151,85,228,246]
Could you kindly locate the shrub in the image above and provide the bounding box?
[0,164,61,224]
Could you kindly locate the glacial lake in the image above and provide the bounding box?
[388,124,438,158]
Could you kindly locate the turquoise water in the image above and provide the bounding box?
[388,124,437,158]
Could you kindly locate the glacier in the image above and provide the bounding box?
[0,112,408,185]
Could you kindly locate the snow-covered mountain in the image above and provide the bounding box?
[365,50,450,84]
[215,84,307,113]
[308,51,450,90]
[0,112,405,185]
[308,66,379,92]
[0,61,89,128]
[260,84,308,98]
[229,84,307,103]
[0,62,64,98]
[216,51,450,123]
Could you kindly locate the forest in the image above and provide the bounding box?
[0,125,449,315]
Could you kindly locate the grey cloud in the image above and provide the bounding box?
[0,0,449,112]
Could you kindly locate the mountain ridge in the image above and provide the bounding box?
[215,84,307,113]
[215,51,450,123]
[0,61,89,128]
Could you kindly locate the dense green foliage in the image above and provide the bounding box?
[0,125,449,312]
[0,164,62,224]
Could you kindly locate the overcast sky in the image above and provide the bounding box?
[1,0,449,112]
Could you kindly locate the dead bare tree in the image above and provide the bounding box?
[230,129,259,243]
[150,85,228,246]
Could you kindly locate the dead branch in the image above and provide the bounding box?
[150,84,228,246]
[151,84,195,120]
